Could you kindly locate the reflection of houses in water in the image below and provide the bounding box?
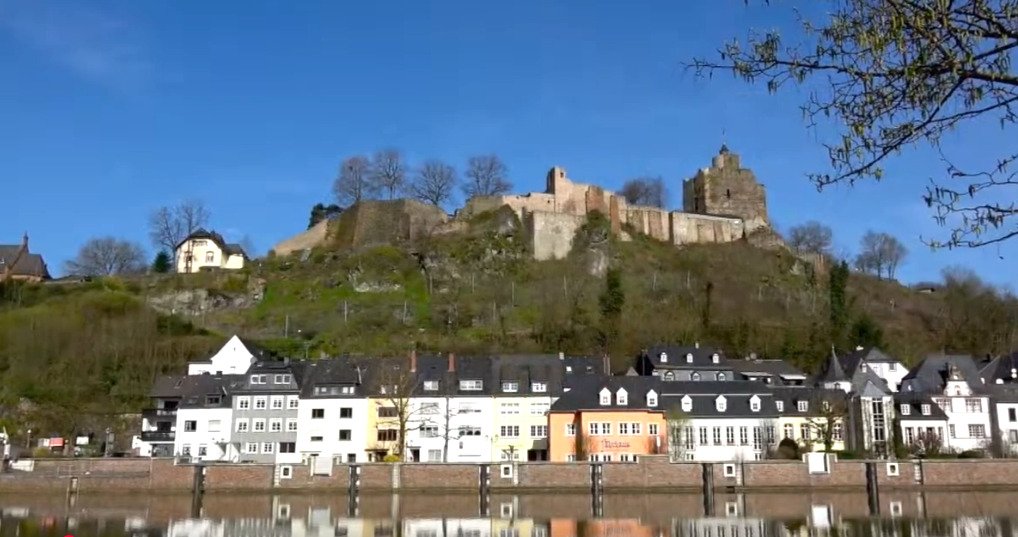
[674,517,777,537]
[550,519,663,537]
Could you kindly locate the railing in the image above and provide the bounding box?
[141,431,174,442]
[142,408,177,418]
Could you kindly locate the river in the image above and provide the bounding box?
[0,491,1015,536]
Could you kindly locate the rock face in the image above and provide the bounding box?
[147,278,265,316]
[332,199,448,249]
[272,219,330,256]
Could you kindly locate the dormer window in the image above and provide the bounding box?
[686,353,693,364]
[531,382,547,393]
[423,381,439,391]
[599,388,611,406]
[659,352,668,363]
[900,404,910,416]
[711,353,720,364]
[681,395,692,413]
[663,371,675,381]
[716,396,727,412]
[616,388,628,405]
[459,380,483,391]
[797,400,808,412]
[502,381,519,393]
[691,373,701,381]
[776,400,784,412]
[921,404,931,415]
[717,373,726,381]
[749,396,761,412]
[860,363,868,372]
[646,390,658,407]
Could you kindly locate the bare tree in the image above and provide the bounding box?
[856,231,909,279]
[909,429,945,458]
[411,160,458,207]
[333,155,375,206]
[371,148,406,199]
[690,0,1018,248]
[463,154,512,198]
[148,200,211,259]
[620,177,667,208]
[788,221,834,255]
[805,394,849,453]
[374,358,422,461]
[65,237,146,276]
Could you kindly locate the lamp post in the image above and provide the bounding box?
[26,429,32,451]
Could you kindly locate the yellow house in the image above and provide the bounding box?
[175,229,247,273]
[772,387,847,453]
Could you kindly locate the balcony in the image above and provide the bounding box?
[142,408,177,419]
[141,431,174,442]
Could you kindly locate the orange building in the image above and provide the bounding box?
[549,377,666,462]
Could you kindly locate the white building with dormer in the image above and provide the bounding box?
[901,355,993,453]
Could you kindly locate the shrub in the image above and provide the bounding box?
[382,454,402,463]
[958,449,985,459]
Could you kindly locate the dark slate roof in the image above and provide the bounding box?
[659,381,779,418]
[551,376,664,412]
[893,393,949,420]
[234,359,306,393]
[901,354,985,394]
[769,386,850,417]
[0,242,50,279]
[729,359,808,384]
[979,352,1018,385]
[176,228,248,258]
[839,347,901,376]
[635,344,726,374]
[561,355,604,377]
[987,384,1018,403]
[815,348,849,384]
[490,354,575,396]
[300,356,367,398]
[150,373,244,405]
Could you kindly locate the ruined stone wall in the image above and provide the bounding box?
[526,211,585,261]
[331,199,448,249]
[625,206,672,242]
[461,193,556,220]
[272,219,330,256]
[670,213,744,246]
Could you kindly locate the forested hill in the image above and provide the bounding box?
[1,210,1015,440]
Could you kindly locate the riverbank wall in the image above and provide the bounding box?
[0,456,1013,494]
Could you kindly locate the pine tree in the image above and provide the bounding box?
[151,251,172,273]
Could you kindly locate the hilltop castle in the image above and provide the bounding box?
[461,145,775,260]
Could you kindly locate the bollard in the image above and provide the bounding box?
[865,461,880,516]
[702,463,715,517]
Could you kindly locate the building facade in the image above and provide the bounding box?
[232,361,304,464]
[175,228,247,273]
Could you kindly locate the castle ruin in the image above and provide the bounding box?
[461,146,773,260]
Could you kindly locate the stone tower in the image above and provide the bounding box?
[682,145,770,233]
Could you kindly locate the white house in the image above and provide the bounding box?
[296,358,371,469]
[187,335,262,376]
[901,355,993,453]
[662,382,780,462]
[840,347,909,392]
[171,375,243,462]
[175,228,247,273]
[895,394,950,455]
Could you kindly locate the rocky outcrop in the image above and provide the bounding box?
[146,278,265,316]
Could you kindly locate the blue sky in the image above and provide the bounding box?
[2,0,1015,287]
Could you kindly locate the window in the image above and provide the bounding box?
[184,421,197,432]
[950,424,957,438]
[726,427,735,446]
[905,427,915,444]
[565,423,577,436]
[530,402,550,415]
[205,251,215,263]
[421,426,439,438]
[783,424,794,439]
[599,389,611,405]
[723,464,736,477]
[566,454,577,462]
[647,391,658,407]
[716,396,727,412]
[312,408,324,419]
[500,425,520,438]
[250,374,267,385]
[270,397,284,410]
[1010,408,1018,422]
[245,442,258,454]
[712,353,720,364]
[286,419,297,432]
[691,373,701,381]
[619,423,630,435]
[900,404,911,415]
[800,424,811,442]
[530,425,548,438]
[254,397,267,410]
[378,406,398,418]
[966,399,983,413]
[631,422,642,435]
[270,419,282,433]
[750,397,761,412]
[458,403,480,414]
[339,429,352,441]
[752,427,762,449]
[649,423,658,436]
[1010,430,1018,443]
[339,407,352,418]
[274,374,291,384]
[262,442,275,454]
[684,426,695,449]
[532,382,547,393]
[287,397,299,409]
[500,402,520,415]
[921,404,931,415]
[776,400,784,412]
[253,419,266,432]
[717,373,726,381]
[237,397,250,410]
[681,396,692,412]
[419,402,439,414]
[934,397,949,411]
[589,422,610,435]
[833,422,844,441]
[616,389,628,405]
[460,426,481,436]
[377,429,398,442]
[713,427,722,445]
[699,427,708,445]
[236,419,249,432]
[797,400,808,412]
[310,436,323,442]
[502,381,519,393]
[969,424,986,438]
[459,380,483,391]
[739,427,749,446]
[279,442,296,453]
[280,465,293,478]
[886,462,899,477]
[206,395,221,405]
[423,380,439,391]
[181,445,191,456]
[619,454,638,462]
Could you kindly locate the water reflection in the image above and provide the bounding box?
[0,493,1016,537]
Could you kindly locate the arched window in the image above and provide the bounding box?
[691,373,701,381]
[717,373,726,381]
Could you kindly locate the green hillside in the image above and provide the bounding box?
[1,208,1015,440]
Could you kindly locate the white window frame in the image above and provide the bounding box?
[286,419,298,432]
[287,396,299,409]
[254,396,267,410]
[270,396,284,410]
[459,380,483,391]
[797,400,808,412]
[900,404,911,416]
[237,397,251,410]
[565,423,577,436]
[262,442,275,454]
[235,419,249,432]
[532,382,547,393]
[502,381,519,393]
[253,419,266,432]
[269,418,283,433]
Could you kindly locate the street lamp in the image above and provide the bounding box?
[26,429,32,451]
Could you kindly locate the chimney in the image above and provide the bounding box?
[558,352,564,361]
[21,232,28,249]
[694,341,700,349]
[447,352,456,372]
[410,349,417,372]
